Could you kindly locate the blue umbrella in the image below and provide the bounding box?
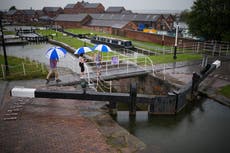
[74,47,93,55]
[45,46,67,59]
[93,44,111,52]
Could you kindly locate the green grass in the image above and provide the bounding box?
[36,29,94,49]
[149,54,202,64]
[0,55,48,80]
[3,31,16,35]
[37,29,202,65]
[219,85,230,98]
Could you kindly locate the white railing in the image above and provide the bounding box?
[84,50,154,92]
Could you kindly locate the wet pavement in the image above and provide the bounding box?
[1,42,230,152]
[1,57,229,153]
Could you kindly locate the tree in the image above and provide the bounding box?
[9,6,17,11]
[185,0,230,41]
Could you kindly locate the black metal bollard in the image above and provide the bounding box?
[129,83,137,116]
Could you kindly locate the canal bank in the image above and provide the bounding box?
[1,41,229,153]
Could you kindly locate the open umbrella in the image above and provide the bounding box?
[93,44,111,52]
[45,46,67,59]
[74,47,93,55]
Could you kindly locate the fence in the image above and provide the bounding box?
[83,49,154,88]
[0,59,47,80]
[130,41,230,56]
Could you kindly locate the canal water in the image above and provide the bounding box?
[0,43,80,73]
[113,99,230,153]
[1,44,230,153]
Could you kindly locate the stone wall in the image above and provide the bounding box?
[111,74,177,95]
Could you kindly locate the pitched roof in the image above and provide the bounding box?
[106,7,125,13]
[89,13,162,22]
[64,4,75,9]
[22,9,36,15]
[54,14,89,22]
[88,19,130,29]
[36,10,45,16]
[81,2,101,8]
[43,7,62,12]
[6,10,17,15]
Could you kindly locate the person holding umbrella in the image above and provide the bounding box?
[45,46,67,84]
[94,52,102,76]
[79,53,86,78]
[74,47,93,78]
[46,57,61,84]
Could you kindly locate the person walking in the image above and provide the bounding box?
[46,58,61,84]
[94,52,102,76]
[79,53,86,78]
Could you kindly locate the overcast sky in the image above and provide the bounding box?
[0,0,195,12]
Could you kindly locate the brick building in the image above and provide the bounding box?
[54,14,92,28]
[105,7,126,14]
[5,9,38,23]
[64,1,105,14]
[86,19,137,34]
[42,7,63,18]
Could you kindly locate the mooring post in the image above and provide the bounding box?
[129,83,137,116]
[191,72,201,99]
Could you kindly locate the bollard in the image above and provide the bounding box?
[129,83,137,116]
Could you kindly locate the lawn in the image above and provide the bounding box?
[0,55,47,80]
[219,85,230,98]
[37,29,202,64]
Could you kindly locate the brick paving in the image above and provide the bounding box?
[0,96,116,153]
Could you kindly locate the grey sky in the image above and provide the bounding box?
[0,0,195,11]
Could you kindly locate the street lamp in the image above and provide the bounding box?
[173,19,179,59]
[0,17,9,73]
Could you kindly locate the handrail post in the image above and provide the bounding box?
[1,64,5,79]
[22,63,26,76]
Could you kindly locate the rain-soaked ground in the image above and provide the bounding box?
[1,43,230,153]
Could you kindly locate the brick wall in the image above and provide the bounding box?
[123,30,197,46]
[56,21,82,28]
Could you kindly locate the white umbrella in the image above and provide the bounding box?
[74,47,93,55]
[93,44,111,52]
[45,46,67,59]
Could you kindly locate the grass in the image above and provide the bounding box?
[218,85,230,98]
[149,54,202,64]
[36,29,94,49]
[66,28,199,54]
[37,29,202,64]
[0,55,48,80]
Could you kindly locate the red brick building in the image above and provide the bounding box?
[86,19,137,34]
[54,14,92,28]
[64,1,104,14]
[5,9,38,23]
[42,7,63,18]
[162,14,175,31]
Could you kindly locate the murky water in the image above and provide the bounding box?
[113,99,230,153]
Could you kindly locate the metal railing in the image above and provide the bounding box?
[84,49,155,92]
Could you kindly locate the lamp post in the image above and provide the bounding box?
[0,17,9,73]
[173,19,179,59]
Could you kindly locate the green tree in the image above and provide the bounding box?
[9,6,16,11]
[185,0,230,41]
